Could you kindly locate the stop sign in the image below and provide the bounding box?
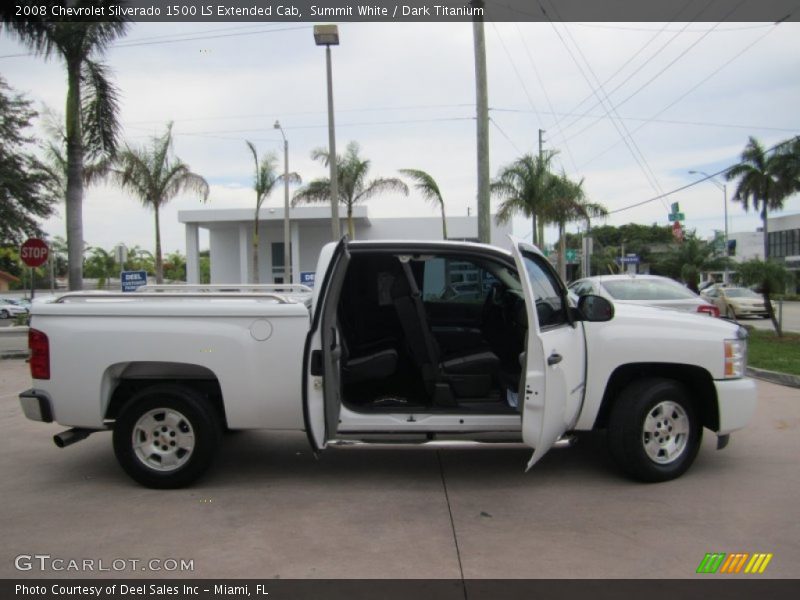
[20,238,49,268]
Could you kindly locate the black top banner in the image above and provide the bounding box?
[4,0,800,23]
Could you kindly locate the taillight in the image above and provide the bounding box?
[697,305,719,318]
[29,328,50,380]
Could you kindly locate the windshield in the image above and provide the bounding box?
[602,278,697,301]
[725,288,760,298]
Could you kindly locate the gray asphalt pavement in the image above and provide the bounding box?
[745,300,800,333]
[2,358,799,579]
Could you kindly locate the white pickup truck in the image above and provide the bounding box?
[19,239,757,488]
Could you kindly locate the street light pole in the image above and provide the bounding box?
[274,120,291,284]
[314,25,341,241]
[690,170,729,283]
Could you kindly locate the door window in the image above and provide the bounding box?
[521,253,568,328]
[421,257,493,304]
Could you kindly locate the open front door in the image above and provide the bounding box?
[509,238,586,471]
[303,238,350,452]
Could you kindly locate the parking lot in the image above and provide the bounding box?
[1,357,798,580]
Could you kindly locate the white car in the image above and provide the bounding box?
[0,298,29,319]
[569,275,720,317]
[19,240,755,488]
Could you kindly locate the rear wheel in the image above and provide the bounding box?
[608,378,702,482]
[0,309,9,319]
[113,384,221,488]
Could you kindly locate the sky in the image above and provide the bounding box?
[1,19,799,255]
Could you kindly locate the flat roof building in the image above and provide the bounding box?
[179,206,513,285]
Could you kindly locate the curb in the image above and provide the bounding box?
[747,366,800,389]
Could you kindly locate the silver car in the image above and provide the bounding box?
[568,275,720,317]
[0,298,29,319]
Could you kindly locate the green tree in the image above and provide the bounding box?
[725,137,790,261]
[3,7,129,289]
[83,246,116,288]
[163,251,186,282]
[735,259,795,336]
[123,245,155,275]
[245,141,300,283]
[398,169,448,239]
[491,151,558,247]
[293,142,409,239]
[111,123,209,284]
[653,233,730,292]
[546,173,607,280]
[0,77,58,245]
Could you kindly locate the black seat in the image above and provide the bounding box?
[387,263,500,403]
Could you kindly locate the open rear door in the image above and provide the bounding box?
[510,238,584,471]
[303,238,350,452]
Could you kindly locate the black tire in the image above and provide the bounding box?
[113,384,221,488]
[726,305,736,319]
[608,378,702,483]
[0,309,9,319]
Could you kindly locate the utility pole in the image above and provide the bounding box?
[473,0,490,244]
[537,128,545,249]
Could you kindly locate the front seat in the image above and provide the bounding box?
[387,262,500,405]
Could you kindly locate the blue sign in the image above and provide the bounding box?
[121,270,148,292]
[300,272,316,288]
[615,255,640,265]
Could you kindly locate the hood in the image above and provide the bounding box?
[611,301,742,338]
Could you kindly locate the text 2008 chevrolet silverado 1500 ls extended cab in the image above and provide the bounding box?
[19,239,757,488]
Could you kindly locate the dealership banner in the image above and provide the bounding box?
[4,579,799,599]
[6,0,800,23]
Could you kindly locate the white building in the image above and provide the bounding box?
[729,212,800,265]
[179,206,513,285]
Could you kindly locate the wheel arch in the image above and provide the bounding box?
[594,363,719,432]
[102,362,227,428]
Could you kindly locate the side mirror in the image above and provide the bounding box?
[578,294,614,322]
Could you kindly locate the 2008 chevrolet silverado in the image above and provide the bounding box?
[19,239,757,488]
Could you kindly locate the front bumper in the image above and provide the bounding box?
[714,378,758,435]
[19,389,53,423]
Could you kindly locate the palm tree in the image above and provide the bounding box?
[491,151,558,247]
[245,141,300,284]
[655,233,731,292]
[725,137,787,261]
[293,142,409,239]
[2,7,128,290]
[111,124,209,284]
[546,174,607,280]
[84,246,117,289]
[772,136,800,199]
[398,169,448,239]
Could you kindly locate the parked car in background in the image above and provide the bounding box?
[701,286,769,319]
[568,275,720,317]
[0,298,29,319]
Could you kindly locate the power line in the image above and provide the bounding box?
[489,118,524,155]
[539,0,668,209]
[607,136,799,215]
[554,0,697,136]
[0,23,315,59]
[490,107,799,134]
[125,103,476,126]
[577,21,783,171]
[573,22,776,33]
[514,23,578,171]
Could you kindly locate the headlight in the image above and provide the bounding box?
[724,338,747,378]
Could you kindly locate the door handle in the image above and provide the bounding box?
[547,353,563,366]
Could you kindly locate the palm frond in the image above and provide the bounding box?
[80,58,121,160]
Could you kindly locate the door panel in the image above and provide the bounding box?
[303,238,350,452]
[510,239,586,470]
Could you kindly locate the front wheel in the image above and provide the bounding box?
[113,384,221,488]
[0,309,9,319]
[726,305,736,319]
[608,378,702,482]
